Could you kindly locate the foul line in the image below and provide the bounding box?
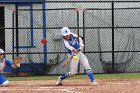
[0,87,83,93]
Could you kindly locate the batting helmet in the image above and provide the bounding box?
[0,49,4,54]
[61,27,71,36]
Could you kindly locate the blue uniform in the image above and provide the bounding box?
[56,27,98,86]
[0,59,13,85]
[61,34,95,82]
[65,34,80,55]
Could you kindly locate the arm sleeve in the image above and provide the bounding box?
[5,59,13,67]
[64,40,75,51]
[78,36,84,44]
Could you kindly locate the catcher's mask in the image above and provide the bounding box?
[0,49,5,58]
[0,49,4,54]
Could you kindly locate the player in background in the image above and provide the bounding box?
[56,27,98,86]
[0,49,19,87]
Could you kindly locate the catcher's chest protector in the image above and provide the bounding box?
[0,60,5,73]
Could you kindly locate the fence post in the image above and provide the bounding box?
[15,1,19,56]
[111,1,115,73]
[42,0,47,64]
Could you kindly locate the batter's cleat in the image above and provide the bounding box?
[91,80,98,86]
[56,76,63,86]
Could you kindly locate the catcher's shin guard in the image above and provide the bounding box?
[0,80,9,87]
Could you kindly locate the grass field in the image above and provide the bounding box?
[7,73,140,81]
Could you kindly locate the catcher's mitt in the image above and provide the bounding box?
[13,57,23,68]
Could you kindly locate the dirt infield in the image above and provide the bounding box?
[0,79,140,93]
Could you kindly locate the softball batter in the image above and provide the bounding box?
[56,27,98,86]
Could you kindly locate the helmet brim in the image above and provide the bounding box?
[62,32,71,36]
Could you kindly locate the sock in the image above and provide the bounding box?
[86,69,94,82]
[60,72,71,80]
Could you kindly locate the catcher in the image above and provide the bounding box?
[0,49,23,87]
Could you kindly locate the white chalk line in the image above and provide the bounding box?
[104,82,140,85]
[0,89,50,91]
[0,87,83,93]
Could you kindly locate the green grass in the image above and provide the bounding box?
[95,73,140,79]
[7,73,140,81]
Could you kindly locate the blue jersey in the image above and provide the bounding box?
[64,34,80,55]
[0,59,13,73]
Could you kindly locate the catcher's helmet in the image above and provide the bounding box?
[61,27,71,36]
[0,49,4,54]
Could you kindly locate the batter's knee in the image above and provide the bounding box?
[85,67,93,74]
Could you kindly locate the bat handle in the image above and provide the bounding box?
[61,55,74,68]
[61,58,72,68]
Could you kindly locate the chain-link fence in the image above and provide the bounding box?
[0,0,140,76]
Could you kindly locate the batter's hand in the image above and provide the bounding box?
[61,56,73,68]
